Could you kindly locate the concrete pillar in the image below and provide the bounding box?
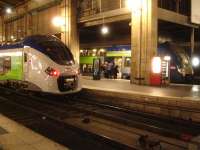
[131,0,158,85]
[0,16,5,43]
[25,7,33,37]
[176,0,180,13]
[61,0,80,63]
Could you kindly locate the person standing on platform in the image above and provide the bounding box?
[107,61,113,79]
[113,65,119,79]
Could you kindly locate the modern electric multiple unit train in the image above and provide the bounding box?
[0,35,81,94]
[158,42,193,83]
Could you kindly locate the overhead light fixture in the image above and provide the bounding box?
[101,26,109,35]
[6,8,12,14]
[126,0,142,12]
[52,16,65,27]
[192,57,200,67]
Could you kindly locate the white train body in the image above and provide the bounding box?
[0,35,81,94]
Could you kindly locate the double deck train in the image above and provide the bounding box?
[0,35,81,94]
[80,42,194,83]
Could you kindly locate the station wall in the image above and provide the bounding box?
[0,0,79,62]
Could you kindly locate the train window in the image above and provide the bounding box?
[124,57,131,67]
[37,40,74,65]
[0,56,11,75]
[4,57,11,72]
[0,58,3,74]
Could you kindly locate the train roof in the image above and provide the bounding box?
[0,35,59,50]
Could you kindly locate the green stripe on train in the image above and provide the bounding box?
[80,51,131,64]
[106,51,131,57]
[80,56,97,64]
[0,56,23,81]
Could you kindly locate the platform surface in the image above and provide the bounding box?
[81,76,200,100]
[0,114,69,150]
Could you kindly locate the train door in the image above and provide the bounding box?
[23,48,29,81]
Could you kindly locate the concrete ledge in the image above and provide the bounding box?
[82,86,200,122]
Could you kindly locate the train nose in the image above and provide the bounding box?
[65,68,73,72]
[57,75,78,92]
[64,67,79,75]
[45,67,60,77]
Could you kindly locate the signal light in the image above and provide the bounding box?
[45,67,60,77]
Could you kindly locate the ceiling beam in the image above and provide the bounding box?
[0,0,15,6]
[158,8,198,28]
[0,0,10,7]
[79,7,198,28]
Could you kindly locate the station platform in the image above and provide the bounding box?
[81,76,200,100]
[81,76,200,122]
[0,114,69,150]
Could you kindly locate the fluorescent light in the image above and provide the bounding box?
[126,0,142,12]
[192,57,200,67]
[52,16,65,27]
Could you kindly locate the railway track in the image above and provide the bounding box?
[0,87,199,149]
[0,88,131,150]
[79,89,200,122]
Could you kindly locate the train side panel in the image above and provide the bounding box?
[0,49,23,82]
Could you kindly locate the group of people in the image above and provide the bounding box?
[102,61,119,79]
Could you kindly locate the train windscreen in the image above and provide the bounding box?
[38,40,74,65]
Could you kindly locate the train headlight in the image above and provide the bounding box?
[192,57,200,67]
[164,56,171,61]
[45,67,60,77]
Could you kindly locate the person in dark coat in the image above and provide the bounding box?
[113,65,119,79]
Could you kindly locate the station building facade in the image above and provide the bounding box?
[0,0,198,85]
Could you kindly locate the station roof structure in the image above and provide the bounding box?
[0,0,26,13]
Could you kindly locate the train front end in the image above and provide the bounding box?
[24,35,81,94]
[42,37,81,94]
[44,61,81,94]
